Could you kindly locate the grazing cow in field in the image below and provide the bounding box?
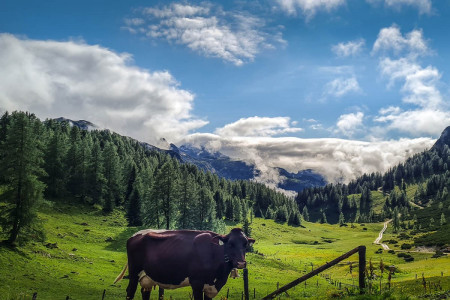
[114,228,255,300]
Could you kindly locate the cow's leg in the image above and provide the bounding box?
[141,287,150,300]
[126,274,139,300]
[191,282,204,300]
[203,295,212,300]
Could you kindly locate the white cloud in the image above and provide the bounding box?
[335,112,364,137]
[277,0,346,19]
[379,106,401,115]
[379,57,442,108]
[324,76,362,97]
[375,109,450,136]
[215,116,302,137]
[0,34,207,145]
[125,3,285,66]
[332,39,365,57]
[184,133,434,183]
[367,0,432,15]
[372,25,429,58]
[373,25,449,137]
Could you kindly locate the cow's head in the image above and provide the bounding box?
[219,228,255,269]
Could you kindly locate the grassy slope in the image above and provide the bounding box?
[0,201,449,300]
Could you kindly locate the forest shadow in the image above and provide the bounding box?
[104,227,139,252]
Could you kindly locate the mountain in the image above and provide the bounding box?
[53,117,97,131]
[54,117,326,192]
[277,168,327,192]
[173,144,326,192]
[431,126,450,151]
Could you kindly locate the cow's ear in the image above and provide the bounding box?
[248,238,255,247]
[218,235,228,246]
[213,235,228,246]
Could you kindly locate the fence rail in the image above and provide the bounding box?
[261,245,366,300]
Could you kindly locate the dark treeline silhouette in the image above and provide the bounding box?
[0,111,300,245]
[296,130,450,226]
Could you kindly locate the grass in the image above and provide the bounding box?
[0,200,449,299]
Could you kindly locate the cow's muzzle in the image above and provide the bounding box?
[236,261,246,269]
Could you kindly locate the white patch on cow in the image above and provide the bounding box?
[132,229,167,237]
[138,270,190,290]
[218,239,224,246]
[158,277,190,289]
[203,284,218,298]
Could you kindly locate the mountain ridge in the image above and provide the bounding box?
[53,117,326,192]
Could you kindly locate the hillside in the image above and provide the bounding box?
[1,200,448,299]
[53,117,327,193]
[296,126,450,248]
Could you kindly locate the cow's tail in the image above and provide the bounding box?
[114,264,128,284]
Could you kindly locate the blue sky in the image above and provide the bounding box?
[1,0,449,183]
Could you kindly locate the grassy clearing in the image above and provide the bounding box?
[0,201,448,299]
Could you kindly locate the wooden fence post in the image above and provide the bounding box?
[243,268,249,300]
[262,245,366,299]
[102,289,106,300]
[358,245,366,294]
[32,292,37,300]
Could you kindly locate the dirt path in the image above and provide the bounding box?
[374,219,392,250]
[409,201,424,209]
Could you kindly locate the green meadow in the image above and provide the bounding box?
[0,200,448,300]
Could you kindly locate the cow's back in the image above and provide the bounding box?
[127,229,218,287]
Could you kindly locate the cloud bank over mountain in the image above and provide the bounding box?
[184,133,434,184]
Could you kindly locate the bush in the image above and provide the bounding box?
[404,256,414,262]
[401,243,412,250]
[388,250,395,254]
[398,233,410,240]
[386,239,398,244]
[432,250,445,258]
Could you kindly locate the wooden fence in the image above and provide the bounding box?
[261,245,366,300]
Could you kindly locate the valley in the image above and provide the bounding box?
[0,200,448,299]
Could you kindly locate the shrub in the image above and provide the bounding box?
[401,243,412,250]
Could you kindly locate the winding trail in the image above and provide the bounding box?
[374,219,392,250]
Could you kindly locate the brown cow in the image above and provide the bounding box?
[114,228,255,300]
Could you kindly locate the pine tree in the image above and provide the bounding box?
[196,187,215,230]
[102,142,121,213]
[321,211,328,224]
[232,196,242,222]
[88,141,105,205]
[153,160,179,229]
[0,112,46,244]
[177,171,197,229]
[339,212,345,226]
[126,179,143,226]
[302,206,309,222]
[242,217,252,237]
[124,164,137,206]
[393,207,400,233]
[44,130,68,198]
[275,205,288,223]
[440,213,446,226]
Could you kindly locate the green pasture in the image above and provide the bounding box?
[0,201,448,299]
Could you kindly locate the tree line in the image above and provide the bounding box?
[0,111,300,245]
[296,133,450,228]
